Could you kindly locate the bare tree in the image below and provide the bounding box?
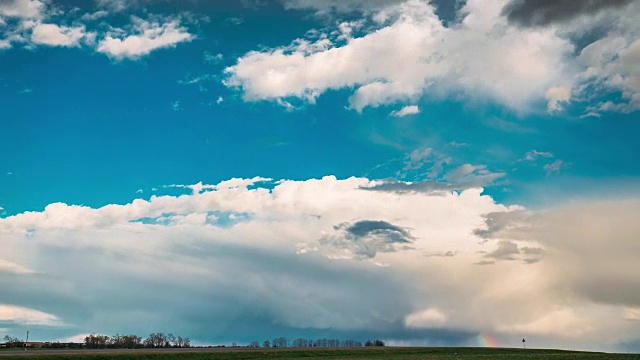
[167,333,176,347]
[143,333,167,348]
[272,337,287,348]
[3,335,22,348]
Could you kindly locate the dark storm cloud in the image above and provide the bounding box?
[321,220,414,259]
[344,220,413,243]
[502,0,634,27]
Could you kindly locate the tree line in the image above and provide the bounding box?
[246,337,384,348]
[4,334,384,349]
[84,333,191,348]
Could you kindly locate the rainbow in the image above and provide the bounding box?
[477,334,499,348]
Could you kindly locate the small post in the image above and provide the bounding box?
[522,338,525,349]
[25,331,29,352]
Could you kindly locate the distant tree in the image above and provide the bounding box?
[292,338,309,348]
[84,334,110,349]
[314,338,329,348]
[144,333,167,348]
[374,340,385,347]
[248,341,260,348]
[272,337,288,348]
[167,333,176,347]
[262,340,270,348]
[3,335,22,348]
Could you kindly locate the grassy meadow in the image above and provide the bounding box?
[0,347,639,360]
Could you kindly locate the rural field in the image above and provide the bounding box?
[0,347,639,360]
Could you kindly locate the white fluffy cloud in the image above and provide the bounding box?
[390,105,420,117]
[0,305,62,326]
[96,18,194,60]
[1,176,640,349]
[0,1,195,58]
[226,0,640,115]
[0,0,45,19]
[226,0,574,113]
[30,23,86,47]
[545,85,571,112]
[547,0,640,115]
[580,36,640,113]
[405,308,448,328]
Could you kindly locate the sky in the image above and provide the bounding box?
[1,0,640,352]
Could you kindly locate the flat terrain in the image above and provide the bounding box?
[0,347,638,360]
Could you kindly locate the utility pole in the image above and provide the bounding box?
[522,338,525,349]
[25,331,29,352]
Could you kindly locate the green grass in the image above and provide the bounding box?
[0,347,638,360]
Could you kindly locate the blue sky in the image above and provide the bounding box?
[1,0,640,352]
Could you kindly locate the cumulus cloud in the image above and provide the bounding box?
[390,105,420,117]
[0,0,45,19]
[2,176,640,349]
[30,23,86,47]
[225,0,640,115]
[579,35,640,114]
[545,85,571,111]
[96,17,194,60]
[0,176,518,343]
[226,0,574,113]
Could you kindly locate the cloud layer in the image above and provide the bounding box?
[96,18,194,60]
[225,0,573,113]
[1,176,640,350]
[0,0,194,60]
[226,0,640,115]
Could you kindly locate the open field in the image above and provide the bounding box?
[0,347,639,360]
